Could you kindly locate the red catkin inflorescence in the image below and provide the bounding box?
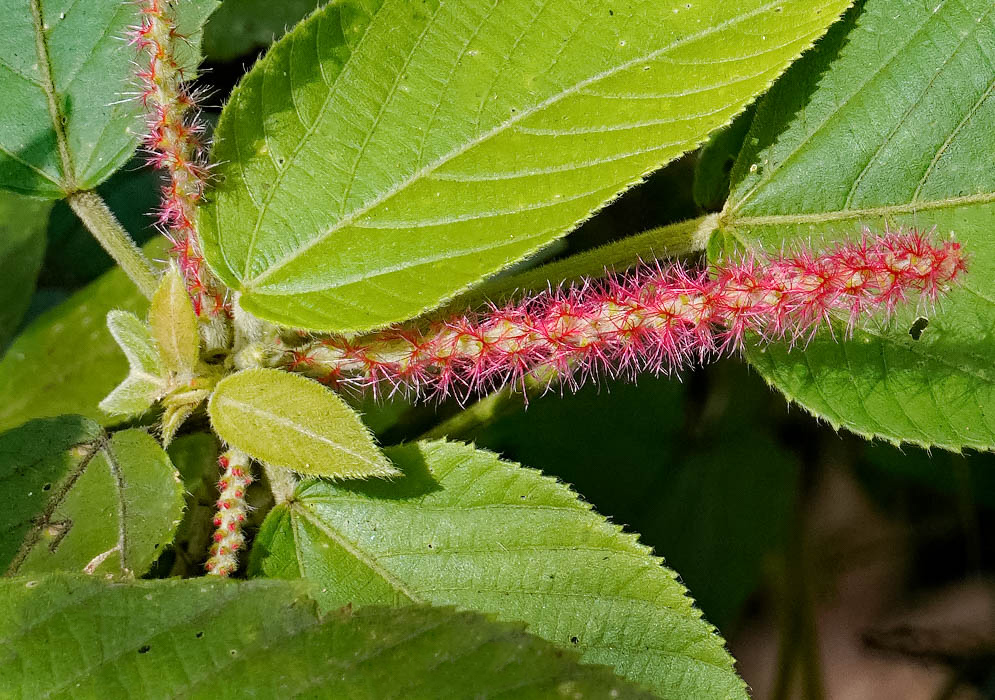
[205,450,252,577]
[130,0,227,316]
[283,230,965,403]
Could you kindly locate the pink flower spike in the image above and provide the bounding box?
[282,230,966,403]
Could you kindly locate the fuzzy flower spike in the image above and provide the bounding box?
[131,0,226,316]
[283,230,966,403]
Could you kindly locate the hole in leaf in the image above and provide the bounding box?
[42,483,51,491]
[138,645,151,654]
[195,631,204,639]
[570,636,579,644]
[909,317,929,340]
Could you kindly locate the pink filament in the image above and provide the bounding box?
[284,230,965,402]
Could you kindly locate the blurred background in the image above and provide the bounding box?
[1,2,992,697]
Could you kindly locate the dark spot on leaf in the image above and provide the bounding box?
[570,636,579,644]
[138,645,151,654]
[909,317,929,340]
[427,543,433,549]
[42,483,51,491]
[608,9,613,15]
[195,631,204,639]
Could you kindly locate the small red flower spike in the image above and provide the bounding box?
[282,230,966,403]
[131,0,228,316]
[206,450,253,577]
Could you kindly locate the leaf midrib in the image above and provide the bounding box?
[240,0,796,290]
[215,395,384,470]
[29,0,76,193]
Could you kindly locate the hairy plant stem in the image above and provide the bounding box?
[263,464,299,505]
[67,190,159,299]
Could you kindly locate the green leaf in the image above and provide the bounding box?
[148,267,199,376]
[100,310,166,417]
[0,0,219,198]
[202,0,322,61]
[250,439,746,699]
[0,191,51,349]
[208,368,397,478]
[693,104,756,212]
[717,0,995,451]
[201,0,851,332]
[0,238,167,433]
[0,575,653,699]
[0,417,184,577]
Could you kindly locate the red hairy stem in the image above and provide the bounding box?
[205,450,252,577]
[130,0,228,316]
[282,230,966,403]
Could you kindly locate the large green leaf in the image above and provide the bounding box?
[0,238,167,433]
[0,0,218,198]
[0,575,652,699]
[0,417,184,577]
[250,439,745,699]
[716,0,995,451]
[0,191,51,349]
[201,0,851,332]
[209,368,397,478]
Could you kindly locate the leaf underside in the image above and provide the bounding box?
[717,0,995,451]
[250,440,746,699]
[0,575,653,699]
[201,0,851,332]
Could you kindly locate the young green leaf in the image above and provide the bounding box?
[250,439,746,699]
[148,267,199,376]
[717,0,995,451]
[208,368,397,479]
[0,417,184,577]
[0,0,219,198]
[100,310,167,416]
[0,192,51,349]
[0,238,167,432]
[0,575,653,699]
[201,0,851,332]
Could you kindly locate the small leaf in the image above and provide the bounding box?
[100,310,167,416]
[0,192,52,349]
[0,238,167,432]
[106,310,163,378]
[0,0,220,197]
[148,267,198,376]
[208,368,397,479]
[0,575,652,699]
[0,417,184,578]
[718,0,995,451]
[250,439,746,698]
[201,0,852,332]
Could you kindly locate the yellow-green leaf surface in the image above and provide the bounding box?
[0,575,653,699]
[0,239,167,433]
[148,267,199,376]
[250,440,746,699]
[208,368,397,478]
[0,417,184,577]
[716,0,995,451]
[0,0,219,198]
[201,0,851,332]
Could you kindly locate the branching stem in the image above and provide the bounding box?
[67,190,159,299]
